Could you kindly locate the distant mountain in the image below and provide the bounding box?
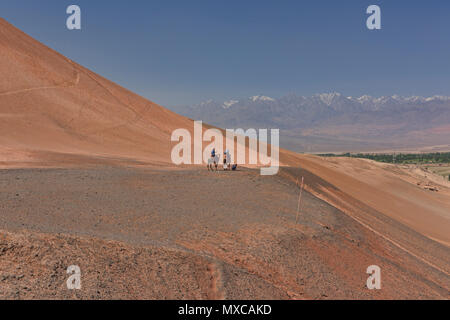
[169,93,450,153]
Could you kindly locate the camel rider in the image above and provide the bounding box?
[211,148,216,159]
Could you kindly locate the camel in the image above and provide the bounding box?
[207,154,220,172]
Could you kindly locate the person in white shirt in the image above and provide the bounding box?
[223,149,231,170]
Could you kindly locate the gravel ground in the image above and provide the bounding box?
[0,166,448,299]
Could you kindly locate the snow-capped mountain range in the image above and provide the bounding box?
[169,93,450,152]
[197,93,450,111]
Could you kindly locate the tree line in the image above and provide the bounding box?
[319,152,450,164]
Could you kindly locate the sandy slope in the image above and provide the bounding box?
[280,153,450,247]
[0,17,194,167]
[0,18,449,299]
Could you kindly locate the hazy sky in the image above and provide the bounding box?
[1,0,449,106]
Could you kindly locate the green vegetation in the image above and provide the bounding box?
[319,152,450,165]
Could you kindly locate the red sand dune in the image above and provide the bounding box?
[0,18,194,167]
[0,18,449,299]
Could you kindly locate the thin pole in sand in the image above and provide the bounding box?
[295,176,304,224]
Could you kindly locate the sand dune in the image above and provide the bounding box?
[0,17,194,167]
[0,18,449,299]
[282,154,450,247]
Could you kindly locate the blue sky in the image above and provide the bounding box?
[1,0,449,106]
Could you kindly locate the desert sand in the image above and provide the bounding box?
[0,18,449,299]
